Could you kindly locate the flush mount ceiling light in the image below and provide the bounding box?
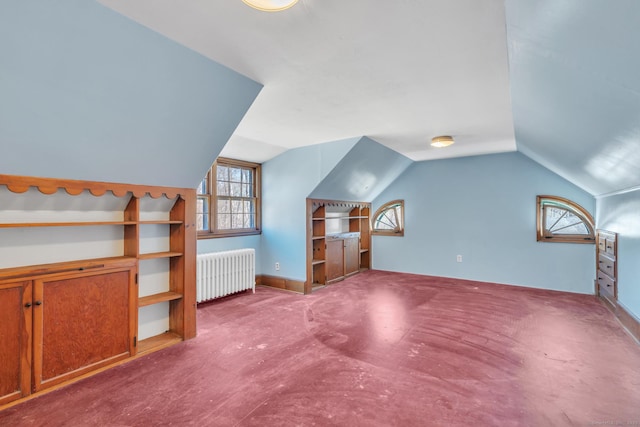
[430,135,455,148]
[242,0,298,12]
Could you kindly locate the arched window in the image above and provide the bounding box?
[537,195,595,243]
[372,200,404,236]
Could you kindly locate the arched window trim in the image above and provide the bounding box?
[536,195,595,244]
[372,200,404,236]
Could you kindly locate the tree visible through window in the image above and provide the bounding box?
[372,200,404,236]
[537,195,594,243]
[197,158,261,238]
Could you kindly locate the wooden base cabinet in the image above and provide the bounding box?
[0,281,32,406]
[0,259,136,404]
[0,173,197,407]
[306,199,371,293]
[326,233,360,284]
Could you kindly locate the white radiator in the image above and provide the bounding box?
[196,249,256,303]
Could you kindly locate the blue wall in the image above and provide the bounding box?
[260,138,360,280]
[372,152,596,294]
[0,1,261,189]
[197,235,263,274]
[597,190,640,320]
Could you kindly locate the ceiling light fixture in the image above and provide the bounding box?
[242,0,298,12]
[430,135,455,148]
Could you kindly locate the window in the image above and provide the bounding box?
[372,200,404,236]
[197,158,261,238]
[537,195,594,243]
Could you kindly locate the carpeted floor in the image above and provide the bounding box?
[2,270,640,426]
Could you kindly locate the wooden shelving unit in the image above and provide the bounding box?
[306,198,371,294]
[0,174,196,407]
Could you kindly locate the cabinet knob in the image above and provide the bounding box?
[34,300,42,306]
[24,302,32,308]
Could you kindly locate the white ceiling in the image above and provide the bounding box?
[99,0,516,163]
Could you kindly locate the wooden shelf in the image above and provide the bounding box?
[0,256,137,281]
[138,220,183,225]
[0,221,137,228]
[307,199,371,293]
[138,291,183,307]
[0,174,197,407]
[137,331,182,355]
[138,251,183,260]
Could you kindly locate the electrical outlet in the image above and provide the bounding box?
[456,255,462,263]
[275,262,280,271]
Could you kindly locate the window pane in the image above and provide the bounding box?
[197,198,209,231]
[197,177,208,195]
[242,183,252,197]
[217,166,228,182]
[217,180,229,197]
[230,183,241,197]
[545,207,589,235]
[231,212,243,228]
[231,200,243,213]
[218,214,231,229]
[242,169,251,184]
[230,167,241,183]
[244,200,254,214]
[218,199,230,214]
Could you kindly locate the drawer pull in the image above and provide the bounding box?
[607,284,611,287]
[606,266,611,269]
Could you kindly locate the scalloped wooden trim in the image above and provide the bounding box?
[0,174,190,200]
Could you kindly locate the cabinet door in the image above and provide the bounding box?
[326,239,345,283]
[32,267,136,392]
[344,237,360,277]
[0,281,32,405]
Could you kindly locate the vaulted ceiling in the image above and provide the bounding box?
[39,0,640,196]
[506,0,640,196]
[99,0,516,163]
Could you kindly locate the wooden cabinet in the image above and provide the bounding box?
[0,281,31,406]
[0,259,136,404]
[326,233,360,284]
[596,229,617,306]
[306,199,371,293]
[0,174,196,406]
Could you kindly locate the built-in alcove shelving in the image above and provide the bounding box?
[0,174,196,407]
[306,198,371,294]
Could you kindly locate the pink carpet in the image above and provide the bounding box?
[2,270,640,426]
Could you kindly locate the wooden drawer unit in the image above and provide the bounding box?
[598,254,615,276]
[596,230,617,305]
[597,273,615,300]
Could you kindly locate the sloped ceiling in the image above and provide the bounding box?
[98,0,516,163]
[310,137,413,202]
[506,0,640,196]
[0,1,261,188]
